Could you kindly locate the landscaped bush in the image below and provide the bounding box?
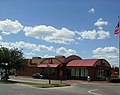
[109,78,120,83]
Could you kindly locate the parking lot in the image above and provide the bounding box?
[1,76,120,95]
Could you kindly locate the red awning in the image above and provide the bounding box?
[66,59,98,67]
[37,64,59,68]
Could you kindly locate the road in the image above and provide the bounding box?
[0,76,120,95]
[0,83,88,95]
[74,82,120,95]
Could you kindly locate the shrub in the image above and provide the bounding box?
[109,78,120,83]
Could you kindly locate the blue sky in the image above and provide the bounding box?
[0,0,119,66]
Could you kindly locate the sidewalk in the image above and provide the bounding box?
[65,79,111,84]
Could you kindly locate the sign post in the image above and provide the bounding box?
[60,64,63,83]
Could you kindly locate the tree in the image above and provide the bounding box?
[0,47,25,81]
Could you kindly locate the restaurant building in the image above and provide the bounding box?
[17,55,111,80]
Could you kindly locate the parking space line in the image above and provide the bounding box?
[88,89,102,95]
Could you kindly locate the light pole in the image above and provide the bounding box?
[48,59,52,84]
[1,62,8,81]
[40,58,63,84]
[5,63,8,81]
[60,64,63,83]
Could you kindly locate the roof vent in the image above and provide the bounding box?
[32,57,41,59]
[55,55,65,58]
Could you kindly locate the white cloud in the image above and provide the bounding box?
[24,52,36,59]
[0,41,55,59]
[0,41,78,59]
[0,41,54,52]
[0,19,109,44]
[0,19,23,35]
[94,18,109,27]
[23,25,75,44]
[75,18,109,40]
[77,30,97,40]
[76,29,109,40]
[98,27,103,30]
[56,47,77,57]
[0,42,10,48]
[97,30,109,39]
[34,45,54,52]
[92,47,119,66]
[88,8,95,13]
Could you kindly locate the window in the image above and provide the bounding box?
[71,68,80,77]
[81,68,84,77]
[71,68,75,76]
[75,69,79,77]
[80,68,88,77]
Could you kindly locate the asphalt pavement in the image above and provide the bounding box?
[0,76,120,95]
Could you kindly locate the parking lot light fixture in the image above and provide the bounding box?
[1,62,8,81]
[5,63,8,66]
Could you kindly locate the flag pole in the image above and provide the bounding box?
[119,16,120,78]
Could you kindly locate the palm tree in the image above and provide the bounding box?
[0,47,25,81]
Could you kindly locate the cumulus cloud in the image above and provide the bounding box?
[0,19,23,35]
[0,41,53,52]
[0,40,78,58]
[34,45,54,52]
[23,25,75,44]
[76,29,109,40]
[56,47,77,57]
[76,30,97,40]
[94,18,109,27]
[0,41,55,59]
[0,19,109,44]
[88,8,95,13]
[24,52,36,59]
[97,30,110,39]
[92,47,119,66]
[75,18,109,40]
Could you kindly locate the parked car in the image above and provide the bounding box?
[32,73,43,79]
[111,71,119,78]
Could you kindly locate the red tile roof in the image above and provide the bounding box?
[66,59,98,67]
[37,64,59,68]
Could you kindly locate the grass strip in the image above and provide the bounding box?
[17,82,70,88]
[0,80,70,88]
